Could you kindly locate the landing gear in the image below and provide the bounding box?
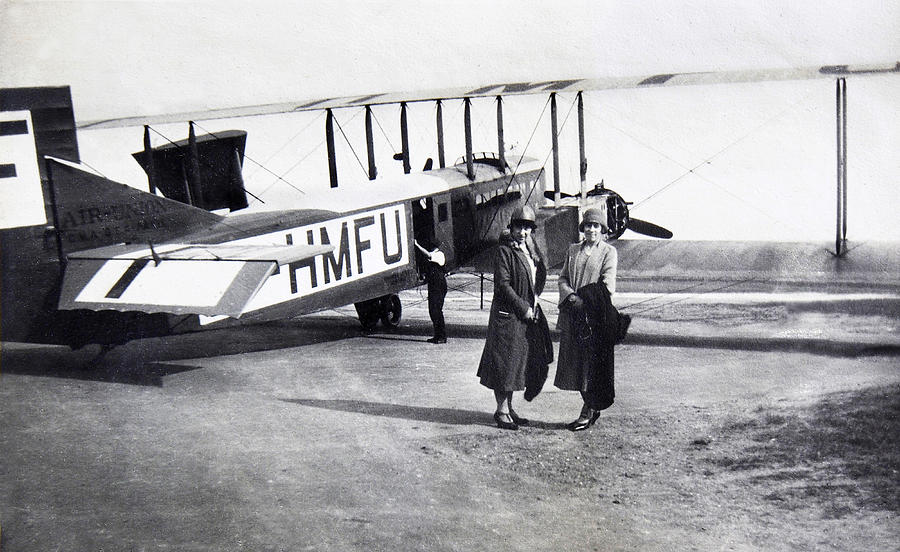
[354,294,402,331]
[379,294,402,328]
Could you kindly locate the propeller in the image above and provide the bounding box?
[545,181,673,240]
[627,218,673,239]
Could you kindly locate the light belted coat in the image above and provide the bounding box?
[554,240,618,392]
[477,241,547,392]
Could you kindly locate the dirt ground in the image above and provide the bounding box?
[1,275,898,551]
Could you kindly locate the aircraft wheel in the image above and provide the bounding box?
[379,294,402,328]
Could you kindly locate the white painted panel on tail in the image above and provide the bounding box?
[0,111,47,228]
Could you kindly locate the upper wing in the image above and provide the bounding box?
[58,242,334,318]
[78,62,898,129]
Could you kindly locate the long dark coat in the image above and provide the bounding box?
[553,282,618,410]
[477,242,548,391]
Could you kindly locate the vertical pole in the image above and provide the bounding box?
[550,93,560,207]
[835,79,846,256]
[464,98,474,180]
[577,91,587,202]
[365,106,377,180]
[496,96,506,173]
[326,109,338,188]
[400,102,411,174]
[841,78,848,247]
[436,100,446,169]
[143,125,157,195]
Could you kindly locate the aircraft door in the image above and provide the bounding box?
[431,193,454,267]
[412,193,455,270]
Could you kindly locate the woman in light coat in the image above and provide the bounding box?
[554,206,618,431]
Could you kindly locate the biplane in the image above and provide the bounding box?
[1,61,896,349]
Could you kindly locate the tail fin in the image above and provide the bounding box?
[46,158,222,255]
[0,86,79,230]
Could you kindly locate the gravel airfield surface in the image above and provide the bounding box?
[2,275,898,551]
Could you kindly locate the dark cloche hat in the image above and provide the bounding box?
[509,205,537,229]
[579,206,608,232]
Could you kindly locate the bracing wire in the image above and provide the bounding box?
[475,92,579,244]
[189,123,266,203]
[526,94,580,206]
[140,125,271,235]
[77,160,109,179]
[155,124,301,202]
[248,108,363,201]
[582,88,820,233]
[242,111,326,180]
[371,109,397,153]
[619,278,759,316]
[332,109,372,179]
[476,94,553,243]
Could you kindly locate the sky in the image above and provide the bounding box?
[2,0,898,242]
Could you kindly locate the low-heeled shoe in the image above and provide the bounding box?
[568,410,600,432]
[568,418,591,431]
[509,411,529,426]
[493,412,519,430]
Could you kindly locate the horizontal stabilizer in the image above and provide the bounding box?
[59,242,334,317]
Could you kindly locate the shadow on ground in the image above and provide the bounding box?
[280,398,490,426]
[625,334,900,358]
[280,398,571,430]
[703,383,900,517]
[0,318,367,385]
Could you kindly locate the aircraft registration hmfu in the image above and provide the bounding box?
[190,203,410,326]
[238,203,409,310]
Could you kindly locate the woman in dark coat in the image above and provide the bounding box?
[477,206,547,430]
[554,206,619,431]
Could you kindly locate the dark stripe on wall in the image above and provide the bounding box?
[0,120,28,136]
[105,259,150,298]
[0,164,16,178]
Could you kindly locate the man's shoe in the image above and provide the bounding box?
[494,412,519,430]
[427,337,447,344]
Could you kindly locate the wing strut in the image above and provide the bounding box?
[365,106,377,180]
[464,98,474,180]
[399,102,411,174]
[142,125,157,195]
[187,122,203,205]
[436,100,446,169]
[550,92,560,207]
[577,91,587,201]
[326,109,338,188]
[496,96,506,174]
